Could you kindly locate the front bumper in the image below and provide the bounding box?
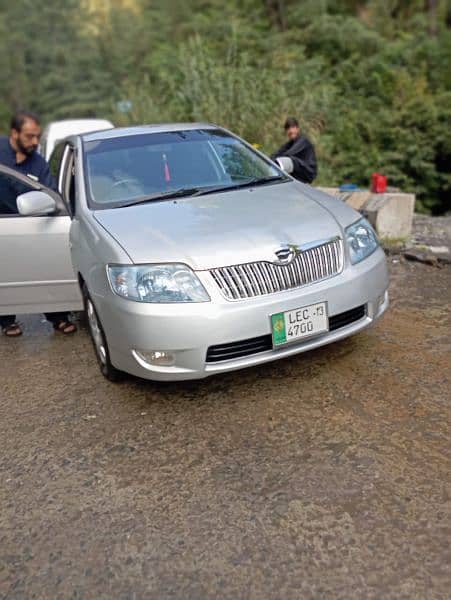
[94,247,389,381]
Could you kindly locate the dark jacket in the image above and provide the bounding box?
[271,134,317,184]
[0,135,56,213]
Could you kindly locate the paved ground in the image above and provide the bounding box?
[1,260,450,599]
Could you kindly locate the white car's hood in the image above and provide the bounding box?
[93,181,345,270]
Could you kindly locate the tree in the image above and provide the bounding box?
[0,0,449,212]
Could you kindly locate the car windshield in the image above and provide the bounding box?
[83,128,285,209]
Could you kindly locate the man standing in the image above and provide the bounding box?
[271,117,317,184]
[0,110,77,337]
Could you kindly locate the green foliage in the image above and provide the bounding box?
[0,0,449,213]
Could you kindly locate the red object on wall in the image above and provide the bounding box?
[371,172,387,193]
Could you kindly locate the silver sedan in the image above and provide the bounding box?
[0,124,388,381]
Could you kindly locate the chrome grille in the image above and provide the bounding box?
[210,238,343,300]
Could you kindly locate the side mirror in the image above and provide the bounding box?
[276,156,294,174]
[17,191,57,216]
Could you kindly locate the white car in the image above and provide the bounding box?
[39,119,113,161]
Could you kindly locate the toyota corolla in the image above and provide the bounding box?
[0,124,389,381]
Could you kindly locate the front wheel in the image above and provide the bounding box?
[83,284,122,382]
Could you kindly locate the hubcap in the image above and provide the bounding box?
[87,299,107,365]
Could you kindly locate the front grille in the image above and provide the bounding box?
[210,238,343,301]
[206,305,366,363]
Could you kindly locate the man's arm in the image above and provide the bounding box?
[38,160,58,191]
[270,141,291,160]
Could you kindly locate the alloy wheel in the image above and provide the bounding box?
[87,298,107,365]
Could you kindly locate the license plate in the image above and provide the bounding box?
[271,301,328,347]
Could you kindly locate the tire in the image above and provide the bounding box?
[82,284,122,382]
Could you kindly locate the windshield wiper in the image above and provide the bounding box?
[116,187,201,208]
[114,176,286,207]
[241,175,287,187]
[194,175,287,196]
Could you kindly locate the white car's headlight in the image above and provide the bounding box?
[345,218,379,265]
[107,264,210,303]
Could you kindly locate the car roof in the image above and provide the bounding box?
[80,122,218,142]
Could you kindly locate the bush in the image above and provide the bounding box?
[115,19,450,213]
[1,1,449,213]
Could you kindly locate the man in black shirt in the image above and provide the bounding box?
[0,110,77,336]
[271,117,317,184]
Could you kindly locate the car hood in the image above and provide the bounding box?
[93,181,345,270]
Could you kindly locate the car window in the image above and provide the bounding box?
[49,142,66,188]
[83,129,283,209]
[212,140,271,180]
[62,150,76,215]
[0,171,35,216]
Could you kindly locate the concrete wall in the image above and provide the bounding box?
[318,188,415,240]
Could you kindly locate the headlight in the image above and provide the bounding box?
[107,264,210,303]
[345,218,379,265]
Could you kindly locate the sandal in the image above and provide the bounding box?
[2,322,23,337]
[54,320,77,335]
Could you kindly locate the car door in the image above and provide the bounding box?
[0,163,82,316]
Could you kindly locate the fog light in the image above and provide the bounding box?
[134,350,176,367]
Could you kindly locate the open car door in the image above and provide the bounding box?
[0,164,82,316]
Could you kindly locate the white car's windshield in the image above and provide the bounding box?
[83,128,285,209]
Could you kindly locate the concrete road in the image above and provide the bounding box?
[1,261,450,599]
